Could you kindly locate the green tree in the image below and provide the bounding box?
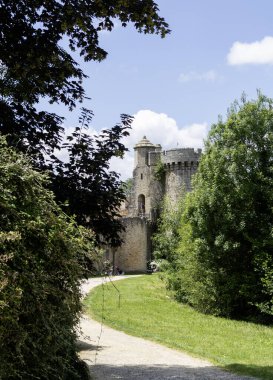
[0,0,169,159]
[0,0,169,112]
[0,0,170,244]
[174,93,273,322]
[0,136,98,379]
[50,109,133,246]
[152,193,185,268]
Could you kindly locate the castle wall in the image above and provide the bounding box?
[132,166,153,217]
[131,145,201,217]
[162,148,201,203]
[131,165,164,219]
[162,148,202,165]
[164,165,197,202]
[148,150,161,166]
[135,146,156,167]
[110,217,151,273]
[112,138,202,274]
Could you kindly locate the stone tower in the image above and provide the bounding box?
[107,136,202,273]
[162,147,202,203]
[129,136,202,218]
[130,136,162,220]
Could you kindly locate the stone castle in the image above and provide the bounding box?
[106,136,202,273]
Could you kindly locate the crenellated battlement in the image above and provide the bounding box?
[162,148,201,168]
[130,137,202,219]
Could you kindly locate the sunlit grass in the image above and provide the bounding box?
[83,274,273,379]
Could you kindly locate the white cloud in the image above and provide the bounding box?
[178,70,218,83]
[227,36,273,65]
[57,112,209,181]
[110,110,209,180]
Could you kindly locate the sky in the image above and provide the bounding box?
[42,0,273,179]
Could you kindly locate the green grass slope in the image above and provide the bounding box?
[83,275,273,380]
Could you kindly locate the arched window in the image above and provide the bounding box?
[138,194,145,216]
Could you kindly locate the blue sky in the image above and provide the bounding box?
[45,0,273,178]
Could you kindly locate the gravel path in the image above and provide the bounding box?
[78,276,257,380]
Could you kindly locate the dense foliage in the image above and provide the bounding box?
[0,0,169,109]
[50,109,133,246]
[0,0,170,245]
[152,194,185,266]
[0,137,98,379]
[168,94,273,322]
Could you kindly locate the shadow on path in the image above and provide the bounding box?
[76,340,102,352]
[225,364,272,380]
[87,363,258,380]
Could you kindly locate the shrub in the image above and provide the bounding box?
[0,137,97,379]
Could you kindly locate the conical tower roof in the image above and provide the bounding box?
[134,136,155,149]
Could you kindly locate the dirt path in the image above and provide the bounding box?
[78,276,256,380]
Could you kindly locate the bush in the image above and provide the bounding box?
[152,193,185,263]
[0,137,97,379]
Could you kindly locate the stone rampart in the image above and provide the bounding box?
[110,138,202,273]
[148,151,161,166]
[162,148,201,166]
[162,148,201,201]
[111,217,151,273]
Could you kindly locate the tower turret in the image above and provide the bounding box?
[131,136,162,219]
[134,136,155,167]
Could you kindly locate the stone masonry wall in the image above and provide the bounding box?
[162,148,201,203]
[112,217,151,273]
[108,140,202,274]
[164,165,198,202]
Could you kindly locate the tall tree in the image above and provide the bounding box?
[50,109,133,246]
[152,193,185,263]
[173,93,273,322]
[0,0,170,244]
[0,0,169,156]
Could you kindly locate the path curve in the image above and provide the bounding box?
[78,276,256,380]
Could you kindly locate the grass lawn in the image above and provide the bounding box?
[83,274,273,380]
